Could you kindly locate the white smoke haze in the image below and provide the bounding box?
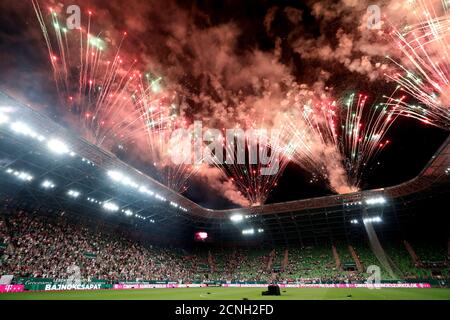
[194,164,251,207]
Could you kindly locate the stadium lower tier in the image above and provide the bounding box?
[1,208,449,285]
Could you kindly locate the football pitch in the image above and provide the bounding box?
[1,288,450,300]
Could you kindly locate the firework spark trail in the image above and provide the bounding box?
[386,0,450,128]
[339,93,402,186]
[135,73,201,192]
[32,0,200,193]
[32,1,149,146]
[205,125,290,206]
[281,97,354,194]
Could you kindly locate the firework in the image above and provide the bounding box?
[281,92,402,192]
[337,93,402,186]
[205,124,290,206]
[386,0,450,128]
[32,1,149,146]
[32,1,197,192]
[135,75,199,192]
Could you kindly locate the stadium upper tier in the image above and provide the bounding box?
[0,91,449,244]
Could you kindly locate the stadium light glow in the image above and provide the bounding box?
[350,219,359,224]
[363,216,382,224]
[103,202,119,212]
[18,172,33,181]
[47,139,70,154]
[107,170,139,188]
[124,209,133,216]
[242,228,254,235]
[0,113,9,125]
[257,228,264,233]
[10,121,45,141]
[139,185,154,196]
[11,121,32,135]
[230,214,244,222]
[365,196,386,205]
[155,193,166,201]
[67,190,80,198]
[41,180,55,189]
[6,168,33,182]
[345,201,362,206]
[107,170,123,181]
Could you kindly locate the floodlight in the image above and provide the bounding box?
[17,171,33,181]
[7,169,33,182]
[67,190,80,198]
[10,121,32,135]
[107,170,123,181]
[230,214,243,222]
[103,202,119,212]
[363,216,382,224]
[47,139,70,154]
[242,228,254,235]
[107,170,138,188]
[0,113,9,125]
[365,196,386,205]
[155,194,166,201]
[41,180,55,189]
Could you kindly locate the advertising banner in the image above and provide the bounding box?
[222,283,431,288]
[0,284,24,293]
[113,283,202,289]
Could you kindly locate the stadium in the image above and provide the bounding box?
[0,0,449,306]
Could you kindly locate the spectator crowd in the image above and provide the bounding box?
[1,208,448,283]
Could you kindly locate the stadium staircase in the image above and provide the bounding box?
[335,244,357,271]
[404,240,422,267]
[266,249,276,271]
[282,249,289,270]
[348,245,363,272]
[208,250,216,272]
[332,245,342,271]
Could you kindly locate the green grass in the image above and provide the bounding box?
[1,288,449,300]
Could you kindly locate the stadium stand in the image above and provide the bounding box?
[352,243,392,280]
[0,200,449,285]
[383,242,427,279]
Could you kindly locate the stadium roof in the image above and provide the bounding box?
[0,92,449,245]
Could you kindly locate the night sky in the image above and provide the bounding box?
[0,0,448,209]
